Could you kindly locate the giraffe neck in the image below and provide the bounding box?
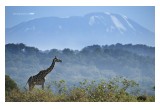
[42,60,55,77]
[47,60,55,72]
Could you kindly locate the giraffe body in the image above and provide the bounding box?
[25,56,62,91]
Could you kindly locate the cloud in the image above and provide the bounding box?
[29,12,35,15]
[13,12,35,16]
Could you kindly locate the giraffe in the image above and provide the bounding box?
[25,56,62,91]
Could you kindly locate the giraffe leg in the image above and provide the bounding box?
[29,83,31,91]
[42,83,44,90]
[29,84,34,91]
[29,85,32,91]
[31,85,35,91]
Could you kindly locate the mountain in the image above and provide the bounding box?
[6,12,154,50]
[5,43,155,95]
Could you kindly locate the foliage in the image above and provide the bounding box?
[5,77,155,102]
[5,43,155,95]
[5,75,19,94]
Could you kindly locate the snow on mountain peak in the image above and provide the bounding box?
[105,12,111,15]
[106,25,115,32]
[89,16,95,25]
[24,26,36,32]
[122,15,135,31]
[122,15,128,19]
[110,15,126,33]
[87,12,138,33]
[88,15,106,26]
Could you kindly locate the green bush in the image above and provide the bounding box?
[5,77,155,102]
[5,75,19,93]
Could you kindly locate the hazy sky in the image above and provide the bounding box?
[6,6,155,32]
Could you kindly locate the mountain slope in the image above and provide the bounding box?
[6,12,154,50]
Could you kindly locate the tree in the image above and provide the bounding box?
[5,75,19,93]
[62,48,74,55]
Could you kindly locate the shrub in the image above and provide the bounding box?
[5,77,155,102]
[5,75,19,93]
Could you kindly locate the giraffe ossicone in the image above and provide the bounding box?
[25,56,62,91]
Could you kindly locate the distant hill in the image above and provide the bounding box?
[5,43,155,95]
[6,12,154,50]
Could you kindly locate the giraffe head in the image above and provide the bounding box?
[53,56,62,63]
